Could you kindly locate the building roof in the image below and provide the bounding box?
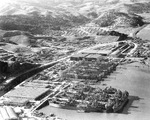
[82,49,111,55]
[23,82,49,88]
[3,97,29,105]
[81,50,97,54]
[71,53,88,58]
[0,107,9,120]
[4,86,49,100]
[95,36,119,43]
[85,54,102,59]
[32,80,50,84]
[0,112,3,120]
[5,107,18,119]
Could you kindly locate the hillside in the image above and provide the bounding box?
[124,2,150,14]
[93,11,144,27]
[0,11,89,34]
[0,0,149,34]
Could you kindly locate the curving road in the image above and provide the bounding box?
[129,24,148,38]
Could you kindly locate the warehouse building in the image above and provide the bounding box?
[0,107,9,120]
[4,86,50,100]
[3,97,29,107]
[6,107,18,120]
[81,50,111,56]
[23,82,49,88]
[32,80,50,84]
[0,112,3,120]
[85,54,102,61]
[0,107,18,120]
[70,53,88,61]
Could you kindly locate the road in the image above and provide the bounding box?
[129,24,148,38]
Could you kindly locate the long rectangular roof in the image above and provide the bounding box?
[23,82,49,88]
[0,112,4,120]
[71,53,88,58]
[4,86,49,100]
[85,54,102,59]
[3,97,29,104]
[0,107,9,120]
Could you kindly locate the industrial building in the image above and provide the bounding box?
[3,97,29,107]
[70,53,88,61]
[84,54,102,61]
[0,107,18,120]
[70,53,106,62]
[23,82,50,88]
[81,49,111,56]
[4,86,50,100]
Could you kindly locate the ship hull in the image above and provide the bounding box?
[113,98,129,113]
[78,108,103,113]
[49,102,77,110]
[105,98,129,113]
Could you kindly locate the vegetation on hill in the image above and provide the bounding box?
[125,2,150,14]
[93,10,144,27]
[0,12,89,34]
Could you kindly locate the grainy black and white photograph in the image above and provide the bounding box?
[0,0,150,120]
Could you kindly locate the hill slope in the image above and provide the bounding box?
[0,0,148,34]
[93,11,144,27]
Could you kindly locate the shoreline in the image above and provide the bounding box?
[39,61,150,120]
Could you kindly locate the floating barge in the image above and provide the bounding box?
[49,97,129,113]
[77,97,129,113]
[48,85,129,113]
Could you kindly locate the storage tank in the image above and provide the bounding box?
[0,107,10,120]
[5,107,18,120]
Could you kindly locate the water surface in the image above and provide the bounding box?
[40,62,150,120]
